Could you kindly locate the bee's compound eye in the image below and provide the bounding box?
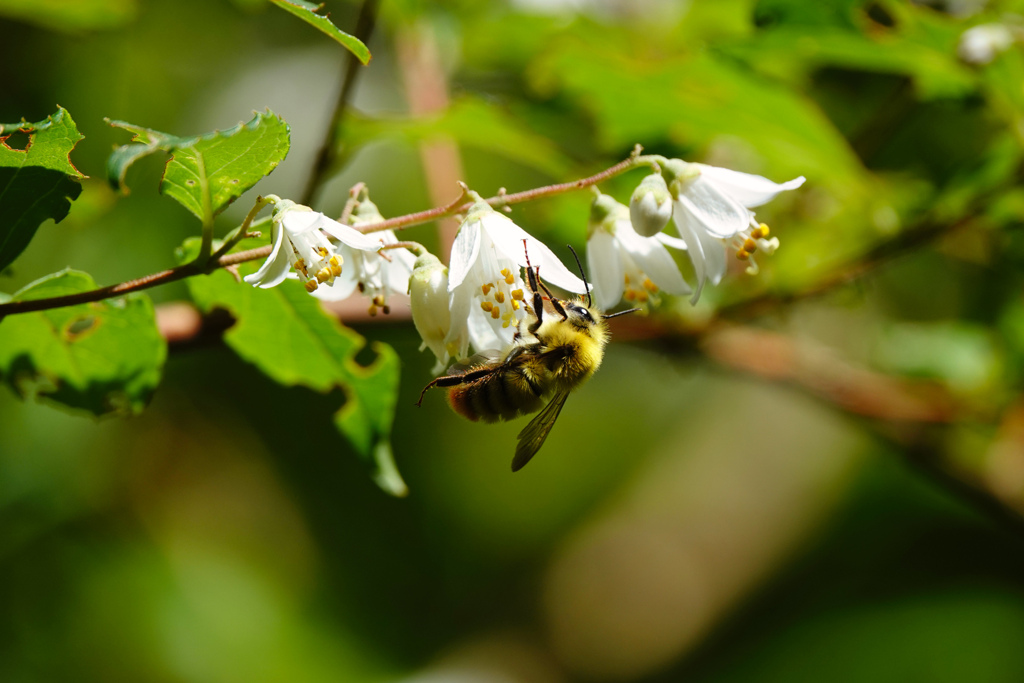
[571,305,593,323]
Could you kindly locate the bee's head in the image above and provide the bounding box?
[563,300,599,330]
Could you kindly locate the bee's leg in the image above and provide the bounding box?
[522,240,568,330]
[415,368,495,407]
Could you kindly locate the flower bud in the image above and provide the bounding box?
[629,173,672,237]
[351,196,386,225]
[408,252,454,374]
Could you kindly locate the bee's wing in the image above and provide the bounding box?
[446,350,504,376]
[512,390,571,472]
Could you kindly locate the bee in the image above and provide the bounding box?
[416,245,637,471]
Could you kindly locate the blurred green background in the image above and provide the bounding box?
[4,0,1024,681]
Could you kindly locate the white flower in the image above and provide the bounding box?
[958,23,1017,64]
[243,200,383,292]
[446,196,589,356]
[408,252,455,374]
[311,198,415,316]
[629,173,673,237]
[586,193,691,310]
[661,159,804,303]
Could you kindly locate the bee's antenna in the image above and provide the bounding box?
[603,307,640,319]
[565,244,591,308]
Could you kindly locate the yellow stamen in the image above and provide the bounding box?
[624,290,637,301]
[736,249,750,261]
[494,291,505,304]
[368,304,378,317]
[490,307,501,319]
[505,272,515,285]
[743,238,758,252]
[623,273,631,284]
[511,289,525,301]
[757,223,770,237]
[316,268,331,283]
[482,283,493,295]
[511,299,520,310]
[304,280,318,293]
[480,301,493,312]
[318,247,329,257]
[500,268,511,279]
[637,290,649,302]
[643,278,658,293]
[330,256,342,277]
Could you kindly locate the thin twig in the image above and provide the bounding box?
[299,0,381,206]
[0,154,650,317]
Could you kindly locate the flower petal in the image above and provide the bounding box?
[672,202,708,304]
[655,232,688,251]
[676,175,751,238]
[279,208,322,235]
[697,165,806,208]
[615,224,691,296]
[448,220,482,290]
[319,217,385,251]
[587,230,624,310]
[243,217,291,288]
[483,214,589,293]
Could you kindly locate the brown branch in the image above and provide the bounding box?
[0,155,650,317]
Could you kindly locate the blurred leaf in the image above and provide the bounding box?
[268,0,370,64]
[530,43,868,194]
[0,107,84,273]
[752,0,866,29]
[107,111,290,224]
[0,270,166,416]
[702,589,1024,683]
[343,96,572,178]
[179,239,405,496]
[872,322,1002,394]
[0,0,136,32]
[719,24,975,100]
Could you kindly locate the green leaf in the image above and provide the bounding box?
[180,240,405,496]
[0,0,137,32]
[268,0,370,64]
[0,270,167,416]
[342,96,573,178]
[531,44,869,196]
[0,107,85,273]
[107,111,290,224]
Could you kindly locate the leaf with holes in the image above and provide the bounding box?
[268,0,370,64]
[107,110,290,224]
[0,270,167,416]
[0,107,84,273]
[179,239,405,495]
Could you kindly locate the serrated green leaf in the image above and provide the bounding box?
[268,0,370,64]
[0,107,84,273]
[343,96,572,178]
[107,111,290,224]
[0,270,167,416]
[180,239,405,495]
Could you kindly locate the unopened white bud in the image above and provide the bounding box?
[409,252,453,374]
[629,173,673,236]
